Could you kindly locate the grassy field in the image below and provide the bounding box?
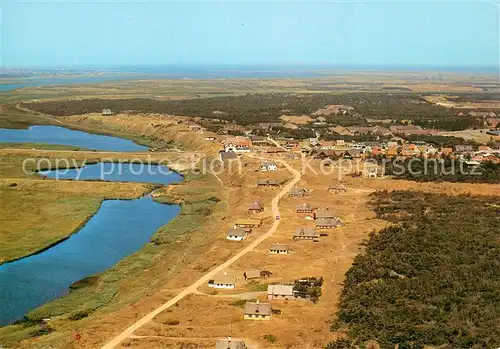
[0,105,57,129]
[1,76,498,348]
[2,71,498,104]
[0,189,102,263]
[0,178,152,264]
[0,171,226,348]
[0,107,230,347]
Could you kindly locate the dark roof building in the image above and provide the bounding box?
[293,227,317,240]
[248,201,264,212]
[288,188,307,197]
[219,151,238,161]
[314,210,337,220]
[296,203,315,213]
[316,218,343,229]
[244,301,272,319]
[269,244,290,254]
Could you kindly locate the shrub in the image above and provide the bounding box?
[30,326,53,338]
[263,334,277,343]
[69,310,90,321]
[325,339,354,349]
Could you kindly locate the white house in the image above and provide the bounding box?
[260,162,278,172]
[225,143,251,153]
[226,227,247,241]
[269,244,290,254]
[267,284,295,300]
[208,273,237,289]
[224,137,251,153]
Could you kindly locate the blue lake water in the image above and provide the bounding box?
[0,125,147,152]
[0,195,181,325]
[40,162,182,184]
[0,159,183,324]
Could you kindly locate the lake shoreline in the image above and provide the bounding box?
[0,125,186,326]
[0,200,104,266]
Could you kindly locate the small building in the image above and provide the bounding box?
[266,147,286,154]
[219,151,238,162]
[454,144,474,153]
[257,179,280,187]
[243,270,261,280]
[344,149,362,159]
[315,150,346,160]
[314,210,337,220]
[267,284,294,300]
[288,188,307,198]
[328,184,347,193]
[386,146,399,157]
[257,179,268,187]
[234,218,262,228]
[250,135,268,145]
[317,141,336,150]
[215,337,246,349]
[293,227,318,241]
[486,118,499,128]
[296,203,315,214]
[224,137,252,153]
[478,145,492,151]
[441,147,453,156]
[248,201,264,213]
[260,162,278,172]
[269,244,290,254]
[226,227,247,241]
[244,301,272,320]
[267,179,280,187]
[316,218,343,229]
[209,273,237,289]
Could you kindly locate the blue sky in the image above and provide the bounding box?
[1,1,498,68]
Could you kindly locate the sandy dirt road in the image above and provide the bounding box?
[100,156,301,349]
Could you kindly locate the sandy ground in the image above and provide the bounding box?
[439,129,500,143]
[8,115,500,349]
[100,161,500,349]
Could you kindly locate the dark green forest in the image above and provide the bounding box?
[21,93,482,130]
[328,191,500,349]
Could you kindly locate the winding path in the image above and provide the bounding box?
[100,156,301,349]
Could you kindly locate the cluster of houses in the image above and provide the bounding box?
[291,207,344,242]
[330,124,439,137]
[209,122,500,165]
[268,187,344,251]
[313,140,500,164]
[209,273,317,324]
[214,130,499,166]
[240,277,324,324]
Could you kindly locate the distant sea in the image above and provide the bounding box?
[1,64,498,92]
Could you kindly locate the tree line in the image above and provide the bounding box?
[327,190,500,349]
[21,92,482,131]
